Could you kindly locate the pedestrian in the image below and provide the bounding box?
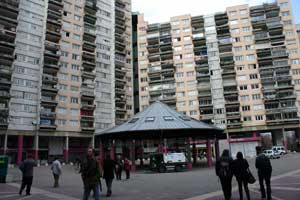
[215,149,233,200]
[51,157,62,188]
[19,154,36,196]
[232,152,251,200]
[103,154,115,197]
[115,155,123,180]
[81,148,102,200]
[124,157,131,179]
[256,147,272,200]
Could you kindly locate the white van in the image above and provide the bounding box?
[272,146,287,155]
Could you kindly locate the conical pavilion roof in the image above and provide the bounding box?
[96,101,224,139]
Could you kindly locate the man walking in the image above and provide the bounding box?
[19,154,36,196]
[124,157,131,180]
[103,154,115,197]
[256,147,272,200]
[215,149,233,200]
[51,157,62,187]
[81,149,102,200]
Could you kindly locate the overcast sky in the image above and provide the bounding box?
[132,0,300,24]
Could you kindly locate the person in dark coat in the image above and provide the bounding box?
[232,152,251,200]
[215,149,233,200]
[19,154,36,196]
[115,155,123,180]
[103,154,115,197]
[256,147,272,200]
[81,148,102,200]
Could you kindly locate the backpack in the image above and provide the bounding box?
[218,160,232,178]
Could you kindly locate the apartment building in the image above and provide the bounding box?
[136,0,300,156]
[0,0,132,164]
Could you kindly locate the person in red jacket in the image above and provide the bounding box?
[124,157,131,179]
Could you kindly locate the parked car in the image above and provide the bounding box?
[263,149,280,159]
[272,146,287,155]
[149,152,187,173]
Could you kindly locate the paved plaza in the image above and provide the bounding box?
[1,153,300,200]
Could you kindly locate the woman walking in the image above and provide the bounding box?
[232,152,251,200]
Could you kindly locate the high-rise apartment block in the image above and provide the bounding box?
[136,0,300,155]
[0,0,133,163]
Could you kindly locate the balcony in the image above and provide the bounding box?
[0,90,10,99]
[0,77,11,87]
[42,84,58,92]
[39,119,56,130]
[0,117,8,129]
[40,111,56,119]
[41,96,57,106]
[42,74,58,84]
[81,86,95,98]
[82,70,96,79]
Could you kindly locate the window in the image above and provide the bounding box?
[285,30,294,36]
[145,117,155,122]
[245,45,253,50]
[280,2,289,7]
[248,64,257,69]
[186,71,194,77]
[229,11,237,16]
[231,28,240,34]
[253,104,264,110]
[240,9,247,15]
[215,108,224,114]
[174,46,182,51]
[190,110,197,115]
[62,31,70,37]
[71,97,79,104]
[250,74,258,79]
[244,35,252,41]
[72,54,80,60]
[58,95,67,102]
[183,28,191,32]
[141,95,148,101]
[58,73,68,80]
[61,51,69,57]
[184,44,193,49]
[242,105,250,111]
[252,94,261,100]
[255,115,263,121]
[177,91,185,97]
[287,39,296,45]
[251,84,259,89]
[242,26,250,32]
[243,116,252,121]
[58,120,66,126]
[74,6,82,12]
[237,65,245,71]
[189,100,197,106]
[282,11,290,16]
[291,59,299,64]
[73,34,81,41]
[70,120,78,126]
[241,18,249,23]
[246,54,255,60]
[183,36,191,41]
[74,15,81,21]
[176,72,184,78]
[240,85,248,90]
[240,95,249,101]
[177,82,185,87]
[141,86,148,91]
[230,20,238,25]
[234,37,241,42]
[140,77,148,82]
[173,37,181,42]
[63,1,71,8]
[177,101,186,107]
[283,20,292,25]
[58,108,67,115]
[235,55,244,61]
[71,75,80,82]
[72,44,81,50]
[187,90,197,96]
[71,64,80,71]
[58,84,67,90]
[234,46,242,52]
[293,69,300,75]
[238,75,247,81]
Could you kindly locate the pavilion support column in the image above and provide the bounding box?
[98,140,103,167]
[206,139,212,167]
[110,140,115,161]
[215,139,220,160]
[130,139,136,172]
[192,139,197,165]
[3,133,8,154]
[17,135,23,165]
[34,134,39,162]
[186,137,192,169]
[163,138,168,154]
[63,136,69,163]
